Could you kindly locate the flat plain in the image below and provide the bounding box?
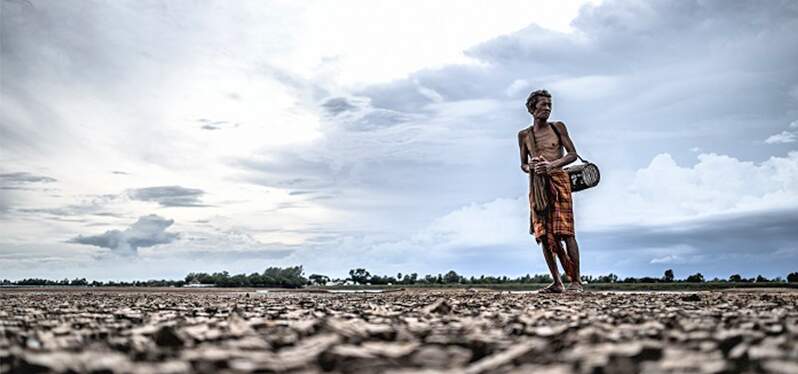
[1,288,796,373]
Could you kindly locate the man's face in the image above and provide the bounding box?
[532,97,552,120]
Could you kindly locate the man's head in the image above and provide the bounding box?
[526,89,552,120]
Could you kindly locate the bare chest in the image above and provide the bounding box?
[526,125,562,158]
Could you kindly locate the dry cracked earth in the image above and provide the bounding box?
[1,288,797,373]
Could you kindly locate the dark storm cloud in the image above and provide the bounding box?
[353,0,798,168]
[68,214,178,255]
[468,1,798,75]
[127,186,208,207]
[578,208,798,277]
[585,208,798,251]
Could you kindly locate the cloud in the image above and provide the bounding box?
[586,207,798,253]
[3,0,798,279]
[765,121,798,144]
[580,207,798,277]
[582,151,798,227]
[0,172,57,189]
[650,255,685,265]
[196,118,236,131]
[765,131,796,144]
[417,150,798,243]
[68,214,178,255]
[349,0,798,168]
[127,186,208,207]
[398,150,798,277]
[0,171,58,215]
[414,197,527,249]
[226,0,798,278]
[321,97,357,115]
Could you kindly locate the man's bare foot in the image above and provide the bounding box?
[566,282,584,293]
[538,283,564,294]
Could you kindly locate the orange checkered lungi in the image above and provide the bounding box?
[529,169,576,279]
[529,170,575,243]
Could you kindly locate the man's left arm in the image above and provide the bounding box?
[550,121,578,170]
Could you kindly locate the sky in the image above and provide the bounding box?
[1,0,797,281]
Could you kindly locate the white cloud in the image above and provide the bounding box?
[583,151,798,227]
[505,79,531,97]
[414,197,527,249]
[765,121,798,144]
[650,255,681,264]
[414,151,798,250]
[765,131,797,144]
[292,0,599,86]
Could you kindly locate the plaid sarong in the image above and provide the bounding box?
[529,169,576,279]
[529,170,575,242]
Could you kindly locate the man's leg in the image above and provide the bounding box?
[563,236,582,290]
[540,242,564,292]
[551,239,573,281]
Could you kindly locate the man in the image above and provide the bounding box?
[517,89,583,293]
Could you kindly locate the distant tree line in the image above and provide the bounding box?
[3,268,797,287]
[306,268,798,286]
[183,266,306,288]
[2,277,186,287]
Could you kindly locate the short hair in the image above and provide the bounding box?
[525,89,551,112]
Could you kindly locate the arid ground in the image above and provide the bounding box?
[1,288,796,373]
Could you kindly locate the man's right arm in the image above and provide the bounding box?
[518,130,530,173]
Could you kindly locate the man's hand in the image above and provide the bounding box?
[532,156,552,175]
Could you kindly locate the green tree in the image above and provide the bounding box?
[729,274,743,282]
[348,268,371,284]
[309,274,329,286]
[787,272,798,283]
[685,273,705,283]
[443,270,461,284]
[663,269,674,282]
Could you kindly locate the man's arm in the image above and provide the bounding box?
[550,121,578,169]
[518,130,530,173]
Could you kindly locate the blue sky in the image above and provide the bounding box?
[1,0,797,281]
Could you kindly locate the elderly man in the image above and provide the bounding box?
[517,89,583,293]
